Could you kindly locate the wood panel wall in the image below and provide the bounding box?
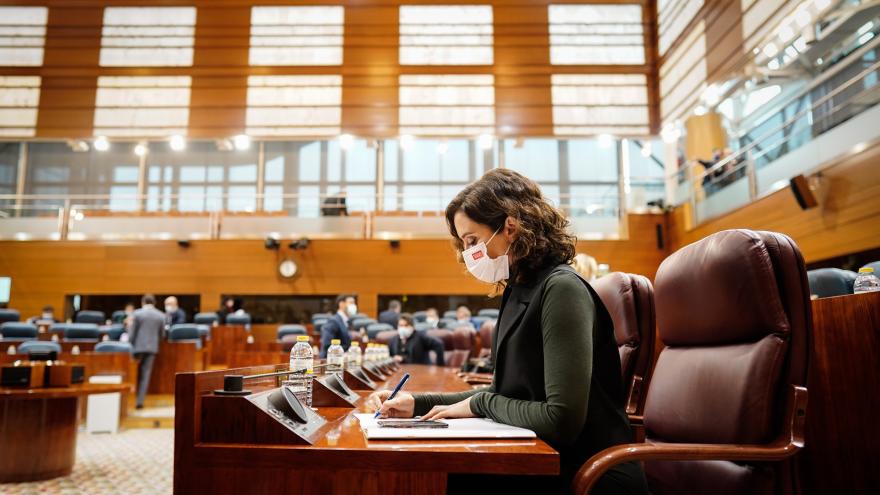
[0,213,669,322]
[667,143,880,262]
[5,0,658,139]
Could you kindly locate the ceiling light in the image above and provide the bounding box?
[858,32,874,45]
[778,24,795,42]
[436,140,449,155]
[399,134,415,151]
[857,21,874,36]
[134,142,148,157]
[232,134,250,151]
[762,43,779,58]
[694,105,707,116]
[67,140,89,152]
[338,133,354,150]
[597,133,614,148]
[169,134,186,151]
[702,84,721,106]
[815,0,831,9]
[661,124,680,144]
[794,9,811,29]
[477,133,494,150]
[94,136,110,152]
[768,59,781,70]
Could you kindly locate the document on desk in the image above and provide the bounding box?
[354,414,537,440]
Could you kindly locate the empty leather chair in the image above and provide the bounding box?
[168,325,202,349]
[171,324,210,341]
[75,310,105,325]
[277,324,307,341]
[412,311,428,323]
[0,322,38,341]
[442,310,457,319]
[366,322,393,340]
[807,268,857,298]
[448,328,475,368]
[0,309,20,324]
[477,308,499,318]
[99,323,126,341]
[49,322,68,334]
[573,229,811,495]
[311,313,332,325]
[111,310,128,324]
[592,271,656,416]
[94,341,133,353]
[352,318,376,332]
[225,313,251,327]
[374,330,397,346]
[194,312,219,325]
[63,323,100,341]
[18,340,62,355]
[477,319,495,359]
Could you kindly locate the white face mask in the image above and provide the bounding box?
[346,303,358,316]
[398,326,414,340]
[462,226,511,284]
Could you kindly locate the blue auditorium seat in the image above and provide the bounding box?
[18,340,62,355]
[351,318,375,331]
[75,310,105,325]
[0,309,20,324]
[94,341,133,353]
[277,324,307,341]
[63,323,101,341]
[168,326,202,349]
[442,310,457,319]
[100,323,126,341]
[0,322,38,341]
[225,313,251,327]
[194,312,219,325]
[807,268,858,298]
[861,261,880,274]
[412,311,427,323]
[170,324,210,340]
[471,316,492,329]
[311,313,332,325]
[477,308,499,318]
[366,322,393,340]
[111,310,128,324]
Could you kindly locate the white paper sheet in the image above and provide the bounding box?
[354,414,537,440]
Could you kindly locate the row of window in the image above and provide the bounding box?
[0,138,665,217]
[0,5,646,67]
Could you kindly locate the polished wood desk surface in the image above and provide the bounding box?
[0,382,131,399]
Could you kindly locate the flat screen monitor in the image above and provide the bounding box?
[0,277,9,304]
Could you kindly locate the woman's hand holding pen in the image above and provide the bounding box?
[366,390,415,418]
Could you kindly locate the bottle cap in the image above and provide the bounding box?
[859,267,874,274]
[296,335,309,342]
[331,339,341,345]
[351,341,359,347]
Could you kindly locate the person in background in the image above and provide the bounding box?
[424,307,440,328]
[319,294,356,358]
[217,297,236,324]
[379,300,402,328]
[572,253,599,282]
[28,305,59,324]
[164,296,186,326]
[122,302,136,327]
[454,305,476,330]
[389,313,445,366]
[129,294,166,410]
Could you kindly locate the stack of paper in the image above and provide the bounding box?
[354,414,537,440]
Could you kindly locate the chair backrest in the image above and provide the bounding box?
[102,323,126,341]
[18,340,62,355]
[0,308,20,324]
[412,311,427,323]
[168,326,202,348]
[225,313,251,325]
[643,229,811,493]
[111,310,128,324]
[807,268,857,298]
[414,322,433,332]
[478,320,495,351]
[280,334,300,344]
[171,323,210,337]
[437,318,457,329]
[862,261,880,273]
[442,310,457,319]
[426,329,454,351]
[94,341,133,353]
[63,323,100,341]
[0,322,38,340]
[353,312,369,320]
[277,324,307,340]
[592,271,656,415]
[311,313,332,325]
[352,318,376,331]
[374,330,397,346]
[477,308,499,318]
[366,323,393,339]
[194,312,219,325]
[471,315,491,329]
[75,310,105,324]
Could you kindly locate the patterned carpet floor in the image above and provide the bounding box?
[1,429,173,495]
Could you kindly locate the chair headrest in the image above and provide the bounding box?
[94,341,133,353]
[655,229,790,346]
[592,272,650,347]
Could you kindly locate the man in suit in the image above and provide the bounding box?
[129,294,166,409]
[378,300,401,329]
[319,294,356,358]
[163,296,186,326]
[389,314,445,366]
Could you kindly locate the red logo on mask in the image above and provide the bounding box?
[472,251,484,260]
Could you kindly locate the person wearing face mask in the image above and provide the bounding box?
[28,305,59,324]
[424,307,440,328]
[319,293,356,358]
[453,304,477,330]
[388,313,445,366]
[164,296,186,326]
[366,169,648,495]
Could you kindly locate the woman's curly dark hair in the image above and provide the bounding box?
[445,168,576,287]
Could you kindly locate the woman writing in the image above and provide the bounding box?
[366,169,647,494]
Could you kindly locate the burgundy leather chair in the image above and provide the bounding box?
[447,328,475,368]
[426,329,454,365]
[374,330,397,347]
[574,229,811,495]
[592,272,655,416]
[477,319,495,359]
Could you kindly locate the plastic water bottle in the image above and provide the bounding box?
[71,345,80,355]
[326,339,345,376]
[854,267,880,293]
[288,335,314,407]
[366,343,377,362]
[7,345,15,355]
[346,341,362,370]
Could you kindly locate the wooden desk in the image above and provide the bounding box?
[209,325,249,366]
[0,383,131,482]
[174,364,558,494]
[148,339,205,394]
[800,291,880,495]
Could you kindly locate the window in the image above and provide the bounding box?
[549,4,645,65]
[246,75,342,136]
[94,76,192,137]
[551,74,650,135]
[0,143,19,208]
[0,7,48,66]
[399,5,493,65]
[100,7,196,66]
[399,75,494,135]
[0,76,40,137]
[146,141,259,212]
[249,6,344,66]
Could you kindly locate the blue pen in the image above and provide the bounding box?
[374,373,411,418]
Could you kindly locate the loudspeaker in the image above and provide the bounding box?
[790,174,819,210]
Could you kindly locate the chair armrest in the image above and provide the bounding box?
[573,385,807,495]
[625,375,644,415]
